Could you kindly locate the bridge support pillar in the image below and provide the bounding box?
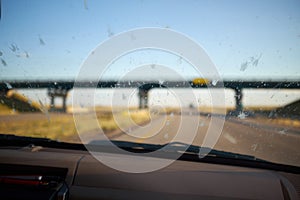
[47,87,69,112]
[50,96,55,108]
[138,88,149,109]
[234,88,243,113]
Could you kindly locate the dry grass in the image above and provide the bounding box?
[198,106,229,114]
[0,114,76,141]
[244,106,280,111]
[0,104,17,115]
[0,107,152,142]
[253,116,300,128]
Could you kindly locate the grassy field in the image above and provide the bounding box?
[0,105,152,142]
[0,104,17,115]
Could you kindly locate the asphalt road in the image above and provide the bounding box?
[99,112,300,167]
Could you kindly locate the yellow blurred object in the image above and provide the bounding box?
[6,90,41,111]
[192,78,209,85]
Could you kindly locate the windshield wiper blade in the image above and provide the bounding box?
[166,141,264,162]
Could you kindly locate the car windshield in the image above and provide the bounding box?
[0,0,299,169]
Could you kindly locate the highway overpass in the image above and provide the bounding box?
[0,80,299,113]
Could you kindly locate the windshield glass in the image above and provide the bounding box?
[0,0,299,169]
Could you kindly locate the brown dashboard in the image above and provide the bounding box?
[0,146,299,200]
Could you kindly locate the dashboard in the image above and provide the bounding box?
[0,146,299,200]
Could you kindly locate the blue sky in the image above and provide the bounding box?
[0,0,300,81]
